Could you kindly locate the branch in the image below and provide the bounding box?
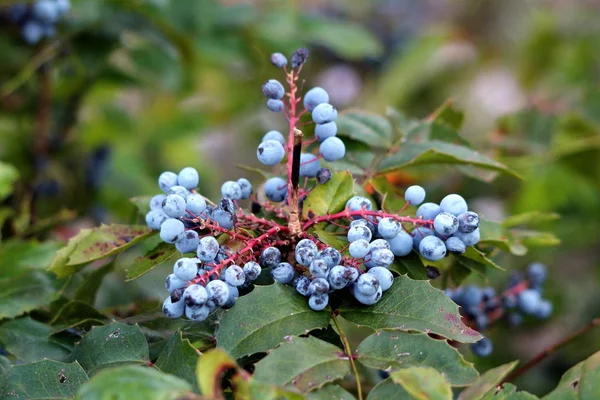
[302,209,434,231]
[501,317,600,384]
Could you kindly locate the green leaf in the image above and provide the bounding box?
[0,271,59,320]
[125,241,178,281]
[0,161,19,202]
[129,195,152,216]
[253,336,351,393]
[303,20,383,59]
[502,211,560,228]
[458,247,504,272]
[302,171,355,220]
[0,240,63,277]
[336,110,394,149]
[391,367,452,400]
[478,219,527,256]
[356,331,478,386]
[429,100,466,131]
[458,361,519,400]
[75,365,191,400]
[196,348,239,398]
[543,350,600,400]
[379,140,520,178]
[155,331,200,392]
[248,379,305,400]
[367,377,412,399]
[74,262,115,304]
[0,317,72,362]
[0,360,88,399]
[48,300,107,333]
[68,322,149,374]
[339,276,482,343]
[481,383,539,400]
[50,224,154,278]
[390,252,429,280]
[306,384,357,399]
[216,283,331,359]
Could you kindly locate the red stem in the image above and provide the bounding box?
[302,209,433,231]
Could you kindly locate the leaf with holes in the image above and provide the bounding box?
[155,331,200,392]
[302,171,355,220]
[357,331,478,386]
[196,348,239,397]
[544,350,600,400]
[0,360,88,399]
[216,284,330,359]
[391,367,452,400]
[68,322,149,374]
[339,276,481,343]
[458,361,519,400]
[480,383,538,400]
[253,336,351,393]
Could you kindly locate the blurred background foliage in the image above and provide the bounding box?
[1,0,599,396]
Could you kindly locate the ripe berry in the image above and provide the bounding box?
[416,202,441,220]
[404,185,426,206]
[346,196,373,212]
[349,239,370,259]
[163,296,185,319]
[221,181,242,200]
[319,137,346,161]
[347,225,372,243]
[418,236,447,261]
[445,236,466,254]
[367,267,393,291]
[303,87,329,112]
[264,177,287,202]
[439,194,468,216]
[224,265,246,287]
[387,230,413,256]
[267,99,285,112]
[261,79,285,99]
[377,218,400,239]
[270,52,288,68]
[299,153,321,178]
[291,48,309,68]
[158,171,178,193]
[175,230,200,254]
[183,285,208,309]
[457,211,479,233]
[308,294,329,311]
[433,212,459,236]
[177,167,199,189]
[186,194,207,215]
[257,140,285,166]
[471,337,493,357]
[160,218,185,243]
[162,194,187,218]
[260,247,282,268]
[243,261,261,281]
[312,103,338,124]
[452,228,480,247]
[197,236,219,262]
[315,122,337,141]
[262,130,286,146]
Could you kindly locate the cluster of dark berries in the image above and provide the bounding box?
[3,0,70,44]
[446,262,551,357]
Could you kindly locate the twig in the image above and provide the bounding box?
[332,313,363,400]
[502,317,600,384]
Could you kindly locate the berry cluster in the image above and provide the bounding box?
[3,0,70,44]
[446,262,552,357]
[141,48,482,322]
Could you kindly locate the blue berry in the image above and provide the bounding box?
[32,0,59,23]
[349,239,370,258]
[470,337,493,357]
[206,280,230,307]
[369,239,390,252]
[387,230,413,256]
[315,122,337,141]
[185,305,210,321]
[56,0,71,15]
[416,203,441,220]
[295,239,318,266]
[457,211,479,233]
[534,300,552,319]
[173,257,198,281]
[294,276,312,296]
[150,194,167,211]
[290,48,309,68]
[236,178,253,199]
[186,194,207,215]
[309,258,329,279]
[158,171,178,193]
[22,22,44,44]
[168,185,190,200]
[303,87,329,112]
[433,212,459,236]
[517,289,541,314]
[221,181,242,200]
[312,103,338,124]
[162,194,187,218]
[177,167,199,189]
[176,230,200,254]
[411,227,435,250]
[439,194,468,216]
[272,262,295,283]
[262,79,285,99]
[370,248,394,268]
[328,265,347,289]
[197,236,219,262]
[163,296,185,319]
[346,197,372,212]
[212,209,234,229]
[405,185,426,206]
[506,312,523,327]
[526,262,547,286]
[344,266,359,283]
[418,236,447,261]
[368,267,393,291]
[270,52,288,68]
[267,99,285,112]
[352,284,382,305]
[223,284,239,309]
[145,210,168,230]
[347,225,372,243]
[165,273,187,292]
[377,218,400,239]
[299,153,321,178]
[308,294,329,311]
[319,137,345,161]
[260,247,281,268]
[224,265,246,287]
[316,247,342,268]
[262,130,286,146]
[460,285,483,307]
[183,284,208,308]
[243,261,261,281]
[264,177,287,202]
[445,237,466,254]
[7,4,27,23]
[502,294,517,309]
[308,277,329,295]
[356,274,380,296]
[452,228,480,247]
[160,218,185,243]
[257,140,285,166]
[351,218,375,233]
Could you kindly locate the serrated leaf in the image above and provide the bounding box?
[216,283,330,359]
[253,336,351,393]
[306,384,356,399]
[125,241,178,281]
[0,317,72,362]
[196,348,239,398]
[336,110,393,148]
[0,360,88,399]
[75,365,191,400]
[302,171,355,220]
[391,367,452,400]
[458,361,519,400]
[357,331,478,386]
[155,331,200,392]
[50,224,154,277]
[129,195,152,216]
[502,211,560,228]
[339,276,481,343]
[481,383,539,400]
[0,161,19,202]
[0,271,59,320]
[543,350,600,400]
[367,377,412,399]
[68,322,149,374]
[379,140,520,178]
